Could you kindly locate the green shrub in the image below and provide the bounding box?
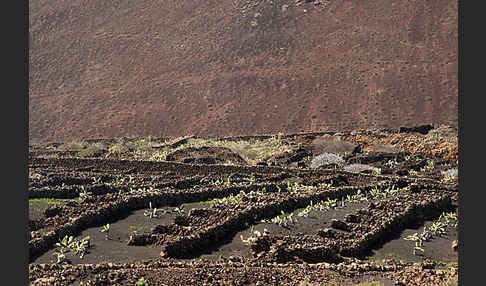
[136,277,148,286]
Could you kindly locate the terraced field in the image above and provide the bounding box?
[28,126,458,285]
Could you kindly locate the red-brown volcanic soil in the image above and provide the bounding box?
[29,0,457,143]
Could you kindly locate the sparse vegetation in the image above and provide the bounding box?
[368,185,398,199]
[404,211,458,255]
[54,235,91,261]
[78,186,93,200]
[262,210,296,228]
[143,202,160,219]
[240,227,269,244]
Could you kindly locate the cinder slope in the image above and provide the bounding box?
[29,0,458,143]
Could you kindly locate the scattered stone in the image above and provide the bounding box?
[173,215,190,226]
[399,124,434,135]
[344,214,360,223]
[317,228,336,238]
[330,219,349,231]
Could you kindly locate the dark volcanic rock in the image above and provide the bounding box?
[399,124,435,135]
[330,219,349,231]
[166,146,247,165]
[317,228,337,238]
[266,148,312,167]
[344,214,360,223]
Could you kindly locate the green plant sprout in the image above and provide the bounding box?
[369,186,382,197]
[440,212,458,228]
[212,190,266,206]
[172,204,185,214]
[298,200,315,217]
[240,228,269,244]
[317,180,333,189]
[54,235,91,260]
[442,173,458,183]
[262,210,295,228]
[297,189,365,217]
[429,220,447,236]
[286,182,317,193]
[223,178,231,187]
[136,277,148,286]
[372,168,382,175]
[78,186,93,200]
[404,211,458,255]
[53,248,67,263]
[369,185,398,198]
[163,204,185,214]
[352,189,363,200]
[408,169,419,176]
[106,177,126,187]
[212,179,224,186]
[118,187,129,195]
[144,202,160,218]
[384,159,399,168]
[100,223,110,240]
[413,243,425,255]
[73,236,91,259]
[286,181,292,192]
[383,185,398,197]
[420,160,435,173]
[56,235,76,249]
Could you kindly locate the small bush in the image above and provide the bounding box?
[310,153,345,169]
[136,277,148,286]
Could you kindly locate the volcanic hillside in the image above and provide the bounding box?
[29,0,458,143]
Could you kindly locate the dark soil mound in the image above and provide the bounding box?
[311,136,360,156]
[166,146,247,165]
[264,147,312,167]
